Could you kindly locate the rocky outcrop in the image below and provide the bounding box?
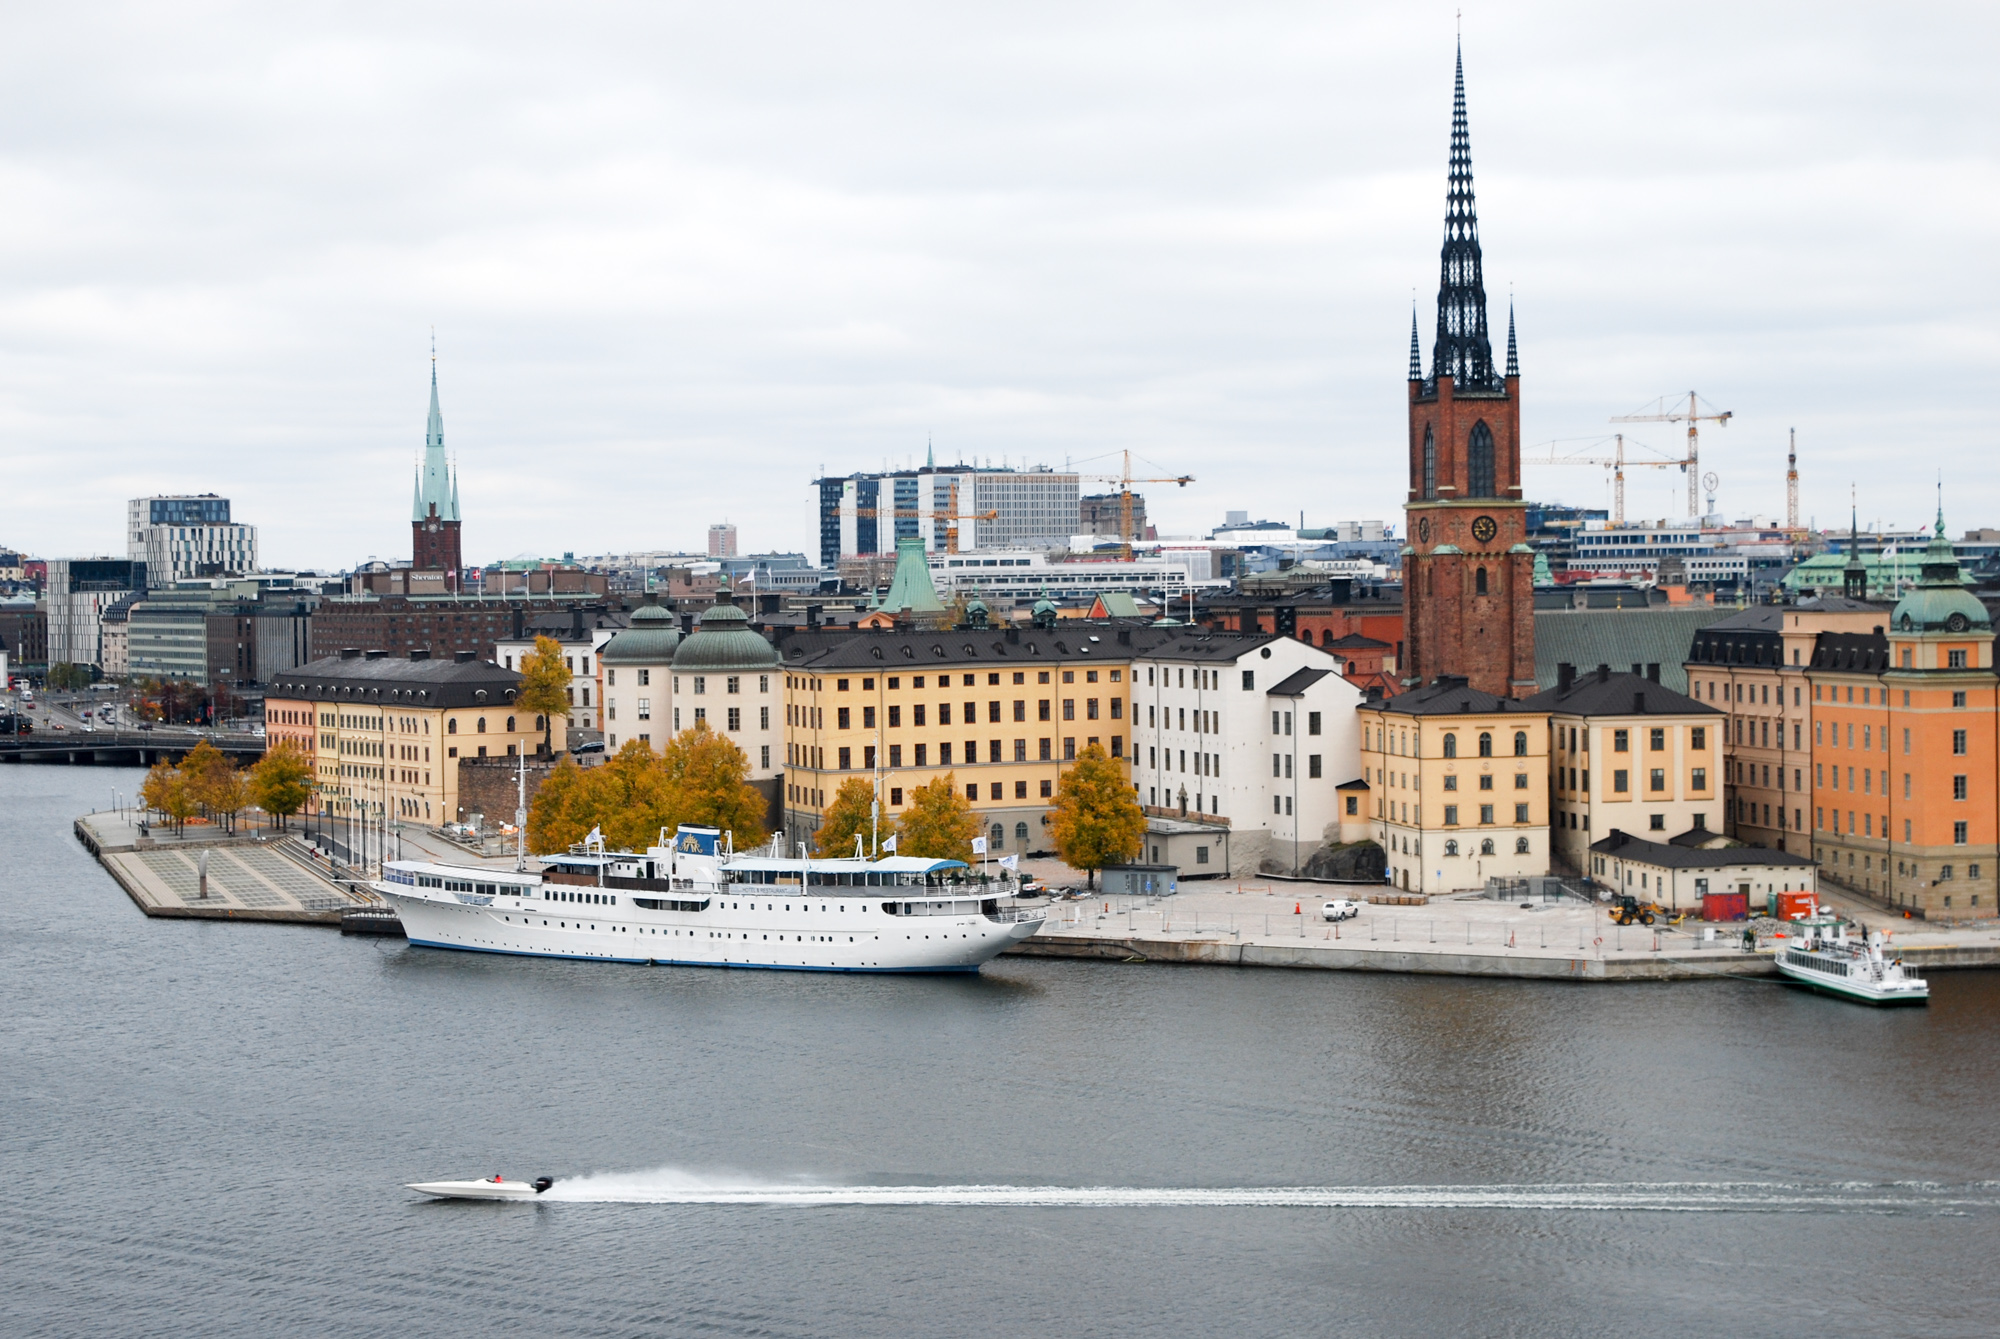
[1298,840,1385,882]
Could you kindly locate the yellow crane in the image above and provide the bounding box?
[1611,392,1732,519]
[1533,434,1683,526]
[852,480,998,555]
[1077,450,1194,559]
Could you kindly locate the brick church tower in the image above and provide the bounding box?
[1402,45,1535,699]
[412,357,463,591]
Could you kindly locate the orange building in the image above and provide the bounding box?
[1808,518,1998,920]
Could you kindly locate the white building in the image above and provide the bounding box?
[493,610,628,737]
[928,549,1202,601]
[817,465,1080,564]
[1588,828,1816,912]
[45,559,148,667]
[1129,631,1362,876]
[128,495,257,588]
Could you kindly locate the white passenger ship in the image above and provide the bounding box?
[371,826,1045,973]
[1773,912,1929,1006]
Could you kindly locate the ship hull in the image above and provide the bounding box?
[377,885,1041,974]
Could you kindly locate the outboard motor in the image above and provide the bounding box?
[532,1177,554,1194]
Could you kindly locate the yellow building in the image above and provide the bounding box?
[1357,676,1550,894]
[1524,668,1723,873]
[779,625,1134,854]
[263,649,537,832]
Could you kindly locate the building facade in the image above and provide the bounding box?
[1587,829,1816,912]
[493,608,629,738]
[1358,676,1550,894]
[45,558,147,668]
[127,495,257,588]
[707,524,738,558]
[816,464,1080,566]
[1524,668,1722,874]
[1806,519,1999,919]
[411,361,463,589]
[1400,48,1534,699]
[263,650,535,829]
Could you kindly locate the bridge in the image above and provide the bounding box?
[0,730,267,768]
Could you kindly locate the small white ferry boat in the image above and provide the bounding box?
[1773,911,1928,1006]
[372,825,1044,973]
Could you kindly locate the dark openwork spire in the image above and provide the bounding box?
[1408,306,1423,381]
[1505,301,1518,377]
[1431,42,1500,390]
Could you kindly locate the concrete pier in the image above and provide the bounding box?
[75,811,374,925]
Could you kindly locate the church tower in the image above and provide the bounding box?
[1401,44,1534,698]
[412,355,463,591]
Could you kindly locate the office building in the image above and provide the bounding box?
[127,495,257,589]
[45,558,147,667]
[708,523,739,558]
[816,461,1079,566]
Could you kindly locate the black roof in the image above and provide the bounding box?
[1367,676,1527,717]
[269,652,522,710]
[1810,630,1891,674]
[1325,632,1390,650]
[780,623,1290,671]
[1590,828,1815,870]
[1266,667,1333,697]
[1519,669,1717,717]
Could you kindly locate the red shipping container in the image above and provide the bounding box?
[1701,891,1749,922]
[1776,891,1815,921]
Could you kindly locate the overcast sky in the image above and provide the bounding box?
[1,2,1993,569]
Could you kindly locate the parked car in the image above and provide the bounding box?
[1321,899,1361,922]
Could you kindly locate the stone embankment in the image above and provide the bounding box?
[75,811,373,925]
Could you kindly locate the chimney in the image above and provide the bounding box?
[1596,664,1610,682]
[408,648,430,661]
[455,650,476,663]
[339,647,361,660]
[1647,663,1661,682]
[364,649,387,660]
[1557,663,1575,694]
[1633,691,1645,714]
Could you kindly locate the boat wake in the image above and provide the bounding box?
[535,1170,2000,1213]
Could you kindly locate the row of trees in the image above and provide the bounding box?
[139,739,313,834]
[811,743,1145,883]
[527,723,769,854]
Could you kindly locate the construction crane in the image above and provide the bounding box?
[1611,392,1732,519]
[1533,434,1683,526]
[852,481,998,555]
[1077,450,1194,559]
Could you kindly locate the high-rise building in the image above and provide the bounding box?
[815,453,1079,566]
[127,495,257,588]
[708,523,739,558]
[412,358,463,589]
[45,558,147,667]
[1402,44,1534,699]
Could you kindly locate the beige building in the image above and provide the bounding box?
[1524,668,1723,873]
[494,608,628,737]
[1357,676,1550,894]
[262,649,536,831]
[1587,829,1816,912]
[1683,597,1883,852]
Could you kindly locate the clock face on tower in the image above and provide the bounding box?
[1417,517,1431,543]
[1470,515,1498,546]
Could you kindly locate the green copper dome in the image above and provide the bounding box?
[672,602,779,670]
[599,606,681,664]
[1891,511,1988,635]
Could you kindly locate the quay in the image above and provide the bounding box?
[74,809,377,926]
[1003,878,2000,982]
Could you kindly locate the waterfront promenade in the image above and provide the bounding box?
[1005,875,2000,981]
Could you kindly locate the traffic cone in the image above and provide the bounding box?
[1295,902,1301,915]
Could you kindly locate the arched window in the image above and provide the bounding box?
[1478,732,1493,757]
[1475,566,1488,595]
[990,823,1004,849]
[1515,837,1531,854]
[447,719,458,735]
[506,715,516,731]
[1444,839,1459,857]
[1468,421,1495,498]
[1514,731,1528,757]
[476,717,487,734]
[1422,425,1437,500]
[1480,838,1496,856]
[1015,822,1029,845]
[1443,733,1458,758]
[535,715,546,730]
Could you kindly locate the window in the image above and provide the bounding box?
[1242,671,1255,690]
[1650,768,1665,792]
[1692,768,1707,791]
[1475,566,1488,596]
[1954,729,1968,756]
[1613,729,1628,752]
[1308,755,1322,779]
[1467,420,1495,497]
[1613,769,1629,793]
[694,676,706,694]
[1479,804,1494,824]
[1649,813,1665,831]
[1954,691,1968,708]
[727,676,740,694]
[1955,823,1968,846]
[1443,733,1457,758]
[1514,731,1527,757]
[1040,779,1053,798]
[1516,804,1530,823]
[1422,424,1436,499]
[727,708,741,731]
[1444,775,1457,791]
[1478,732,1493,758]
[1480,838,1496,856]
[1949,649,1968,669]
[890,788,903,806]
[1061,699,1074,721]
[1513,773,1527,789]
[1346,795,1358,815]
[966,784,978,801]
[837,707,850,729]
[838,747,852,769]
[1444,805,1459,826]
[1444,839,1459,856]
[1479,775,1494,791]
[1954,775,1969,800]
[1649,728,1665,751]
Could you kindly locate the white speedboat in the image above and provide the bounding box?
[408,1175,554,1200]
[1773,912,1928,1006]
[372,825,1045,973]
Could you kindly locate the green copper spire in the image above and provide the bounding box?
[413,354,459,523]
[871,537,945,615]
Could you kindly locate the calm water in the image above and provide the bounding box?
[5,766,1999,1338]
